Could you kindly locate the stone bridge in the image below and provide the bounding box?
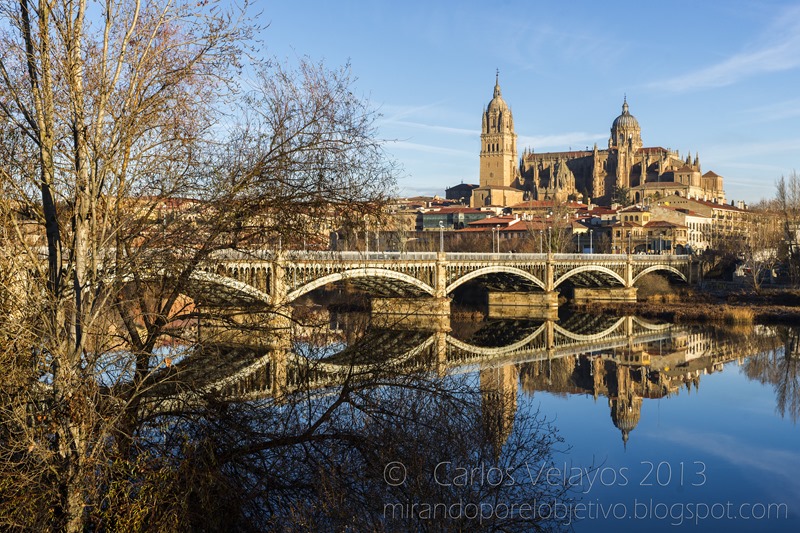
[192,251,699,311]
[197,315,679,399]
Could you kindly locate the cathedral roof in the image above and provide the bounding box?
[638,146,669,155]
[702,171,721,178]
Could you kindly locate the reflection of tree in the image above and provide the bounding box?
[133,352,577,531]
[741,327,800,423]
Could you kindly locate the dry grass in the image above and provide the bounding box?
[722,306,755,325]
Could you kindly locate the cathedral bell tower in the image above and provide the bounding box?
[480,71,518,188]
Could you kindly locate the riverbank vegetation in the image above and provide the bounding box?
[577,279,800,325]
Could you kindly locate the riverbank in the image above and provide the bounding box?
[571,287,800,325]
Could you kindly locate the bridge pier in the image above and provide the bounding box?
[370,297,451,331]
[487,291,559,319]
[266,313,292,398]
[573,287,638,303]
[435,330,448,376]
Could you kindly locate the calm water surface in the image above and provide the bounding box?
[284,304,800,531]
[514,326,800,532]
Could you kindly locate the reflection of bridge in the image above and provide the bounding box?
[192,251,698,309]
[201,315,677,399]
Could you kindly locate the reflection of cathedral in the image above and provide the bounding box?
[608,364,644,447]
[480,364,519,457]
[471,74,726,207]
[517,340,724,447]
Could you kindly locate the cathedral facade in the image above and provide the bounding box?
[471,76,726,207]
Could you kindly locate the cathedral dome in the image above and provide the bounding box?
[487,73,510,114]
[609,96,642,151]
[612,98,640,131]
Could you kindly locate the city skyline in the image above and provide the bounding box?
[261,0,800,204]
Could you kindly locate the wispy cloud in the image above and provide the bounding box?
[744,97,800,123]
[518,132,607,150]
[386,140,473,157]
[704,138,800,161]
[650,6,800,92]
[651,429,800,503]
[379,102,450,123]
[502,21,623,74]
[382,120,477,137]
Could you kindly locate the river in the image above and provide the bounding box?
[185,298,800,531]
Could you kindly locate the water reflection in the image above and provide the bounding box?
[188,308,795,446]
[741,327,800,423]
[151,307,799,530]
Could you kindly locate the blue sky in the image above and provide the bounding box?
[259,0,800,203]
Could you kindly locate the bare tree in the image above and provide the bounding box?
[0,0,398,529]
[776,173,800,285]
[739,202,783,293]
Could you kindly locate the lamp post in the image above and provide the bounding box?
[547,226,552,254]
[627,230,632,255]
[589,229,593,254]
[439,220,444,253]
[539,230,543,253]
[577,233,581,253]
[365,227,369,255]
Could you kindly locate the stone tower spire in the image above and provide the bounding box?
[480,71,519,188]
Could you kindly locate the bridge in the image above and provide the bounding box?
[182,314,682,400]
[191,251,699,312]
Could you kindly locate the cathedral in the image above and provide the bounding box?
[470,74,726,207]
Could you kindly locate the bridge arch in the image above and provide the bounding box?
[554,265,626,288]
[191,270,272,304]
[446,322,548,358]
[445,266,546,294]
[632,265,687,285]
[285,268,435,303]
[553,317,627,342]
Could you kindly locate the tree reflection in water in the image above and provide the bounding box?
[132,329,579,531]
[741,326,800,423]
[129,310,799,531]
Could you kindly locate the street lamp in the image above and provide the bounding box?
[547,226,552,253]
[627,230,632,255]
[493,225,500,253]
[439,220,444,253]
[539,230,543,253]
[577,233,581,253]
[589,229,593,254]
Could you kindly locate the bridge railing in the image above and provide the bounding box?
[445,252,546,261]
[206,249,692,263]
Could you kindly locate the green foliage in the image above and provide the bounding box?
[612,185,632,207]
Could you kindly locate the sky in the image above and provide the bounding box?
[258,0,800,204]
